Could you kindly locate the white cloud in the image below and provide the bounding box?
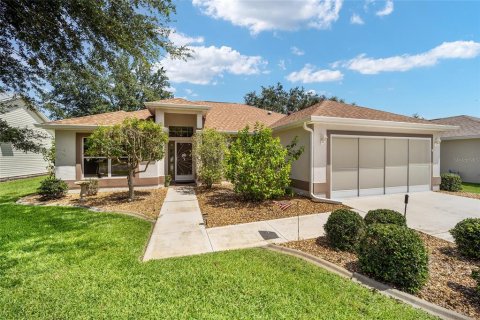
[350,13,364,25]
[184,88,198,97]
[291,46,305,56]
[376,0,394,16]
[278,59,286,70]
[169,30,204,46]
[192,0,343,34]
[160,45,267,85]
[343,41,480,74]
[286,64,343,83]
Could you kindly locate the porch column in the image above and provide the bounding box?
[196,112,203,129]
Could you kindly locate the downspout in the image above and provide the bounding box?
[302,122,342,204]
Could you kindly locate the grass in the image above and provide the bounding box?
[462,182,480,194]
[0,177,436,319]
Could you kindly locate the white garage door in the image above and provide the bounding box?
[331,136,431,199]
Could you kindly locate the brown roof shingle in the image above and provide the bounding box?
[47,109,152,126]
[195,101,284,132]
[270,100,432,128]
[430,115,480,138]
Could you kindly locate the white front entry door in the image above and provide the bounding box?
[175,142,194,181]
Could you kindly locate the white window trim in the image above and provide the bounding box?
[81,137,127,179]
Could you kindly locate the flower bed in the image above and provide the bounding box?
[195,185,346,228]
[19,188,167,220]
[282,233,480,318]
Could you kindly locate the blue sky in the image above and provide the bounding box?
[161,0,480,119]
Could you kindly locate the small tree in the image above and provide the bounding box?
[193,128,227,188]
[225,124,303,201]
[86,118,168,201]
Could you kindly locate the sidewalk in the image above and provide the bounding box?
[143,185,331,260]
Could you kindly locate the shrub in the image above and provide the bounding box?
[440,173,462,192]
[37,177,68,200]
[358,224,429,293]
[165,175,172,187]
[324,209,366,251]
[225,124,303,201]
[364,209,406,227]
[473,269,480,295]
[193,128,228,188]
[450,218,480,260]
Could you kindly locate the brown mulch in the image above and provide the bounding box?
[282,233,480,319]
[438,190,480,200]
[195,185,347,228]
[20,188,167,220]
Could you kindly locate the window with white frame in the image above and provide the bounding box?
[82,138,129,178]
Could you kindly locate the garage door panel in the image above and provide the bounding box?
[385,139,408,191]
[385,167,408,193]
[359,138,384,195]
[332,137,358,198]
[409,139,431,191]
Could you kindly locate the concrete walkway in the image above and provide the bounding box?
[144,185,330,260]
[143,185,213,260]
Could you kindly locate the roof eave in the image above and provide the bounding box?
[35,123,101,131]
[309,116,459,131]
[145,102,210,114]
[440,134,480,140]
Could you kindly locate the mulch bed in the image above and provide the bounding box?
[195,185,347,228]
[20,188,167,220]
[438,190,480,200]
[282,233,480,319]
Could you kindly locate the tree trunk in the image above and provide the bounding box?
[127,170,134,201]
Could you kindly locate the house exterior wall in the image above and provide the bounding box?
[274,127,310,192]
[0,105,52,180]
[440,138,480,183]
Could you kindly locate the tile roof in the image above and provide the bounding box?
[430,115,480,138]
[270,100,432,128]
[46,109,152,126]
[195,101,284,132]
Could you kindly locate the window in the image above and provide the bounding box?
[169,126,193,137]
[82,138,128,178]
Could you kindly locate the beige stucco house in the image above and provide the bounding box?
[431,115,480,183]
[40,98,456,200]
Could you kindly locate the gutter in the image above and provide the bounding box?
[302,122,342,204]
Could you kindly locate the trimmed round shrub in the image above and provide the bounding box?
[37,177,68,200]
[357,224,429,293]
[450,218,480,260]
[473,269,480,295]
[364,209,406,227]
[324,209,365,251]
[440,173,462,192]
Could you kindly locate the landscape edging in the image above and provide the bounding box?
[265,244,472,320]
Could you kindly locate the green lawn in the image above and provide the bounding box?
[462,182,480,194]
[0,177,435,319]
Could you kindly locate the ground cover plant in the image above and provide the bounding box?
[0,177,436,319]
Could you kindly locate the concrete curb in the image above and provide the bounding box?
[265,245,471,320]
[15,198,156,223]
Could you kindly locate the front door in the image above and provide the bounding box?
[175,142,193,181]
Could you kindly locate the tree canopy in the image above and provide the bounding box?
[86,118,168,200]
[244,82,346,114]
[43,53,174,119]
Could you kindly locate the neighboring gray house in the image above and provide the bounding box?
[431,115,480,183]
[0,94,52,181]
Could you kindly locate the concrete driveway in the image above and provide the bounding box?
[343,191,480,242]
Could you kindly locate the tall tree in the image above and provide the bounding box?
[244,82,345,114]
[44,53,174,119]
[0,0,185,146]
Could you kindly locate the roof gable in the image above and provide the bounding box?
[430,115,480,138]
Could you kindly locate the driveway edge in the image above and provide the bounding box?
[264,244,471,320]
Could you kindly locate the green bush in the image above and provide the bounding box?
[473,269,480,295]
[357,224,429,293]
[37,177,68,200]
[364,209,406,227]
[450,218,480,260]
[324,209,366,251]
[440,173,462,192]
[225,124,303,201]
[193,128,228,188]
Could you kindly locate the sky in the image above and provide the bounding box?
[159,0,480,119]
